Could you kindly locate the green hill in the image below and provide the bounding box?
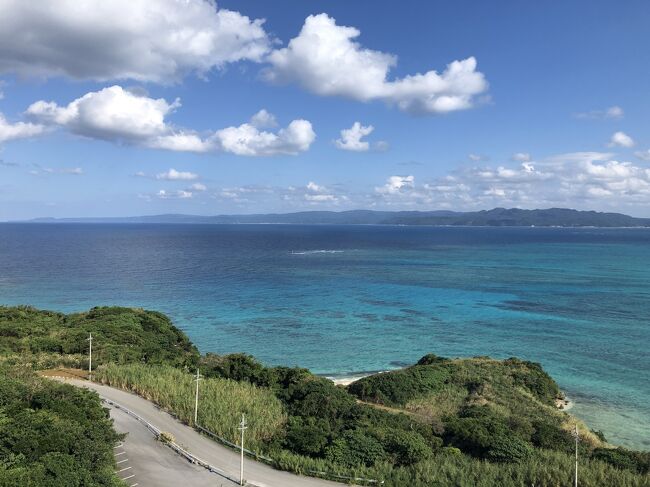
[1,306,648,486]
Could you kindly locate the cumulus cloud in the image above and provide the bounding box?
[335,122,373,151]
[29,166,84,176]
[264,13,488,115]
[27,85,178,142]
[299,181,345,203]
[635,149,650,162]
[0,0,270,83]
[190,183,207,191]
[376,175,415,194]
[157,189,193,199]
[511,152,531,162]
[250,109,277,128]
[212,117,315,156]
[156,168,199,181]
[0,113,46,143]
[574,105,624,120]
[371,152,650,211]
[608,131,635,148]
[26,86,315,156]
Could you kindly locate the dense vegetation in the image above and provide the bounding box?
[95,363,286,450]
[1,306,649,486]
[0,306,199,368]
[0,365,124,486]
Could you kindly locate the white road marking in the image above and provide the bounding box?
[115,451,126,456]
[116,459,128,464]
[122,474,136,480]
[117,466,132,473]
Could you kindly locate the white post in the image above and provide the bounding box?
[573,424,579,487]
[238,413,247,486]
[193,368,202,425]
[87,333,93,380]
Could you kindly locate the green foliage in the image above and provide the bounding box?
[382,430,434,466]
[485,435,533,463]
[347,365,450,406]
[531,421,574,453]
[0,306,199,369]
[592,448,650,475]
[284,416,331,456]
[503,358,560,405]
[325,429,387,468]
[0,366,123,486]
[95,363,286,449]
[416,354,450,366]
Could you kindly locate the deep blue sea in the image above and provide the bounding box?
[0,223,648,449]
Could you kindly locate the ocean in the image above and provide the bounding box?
[0,223,648,450]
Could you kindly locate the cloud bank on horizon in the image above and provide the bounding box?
[0,0,648,219]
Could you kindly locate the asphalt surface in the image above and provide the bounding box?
[108,401,238,486]
[63,379,348,487]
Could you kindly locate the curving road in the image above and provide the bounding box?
[61,379,349,487]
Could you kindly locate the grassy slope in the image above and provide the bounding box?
[0,305,199,369]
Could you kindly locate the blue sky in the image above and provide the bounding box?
[1,0,649,219]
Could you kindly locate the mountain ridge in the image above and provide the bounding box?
[22,207,650,227]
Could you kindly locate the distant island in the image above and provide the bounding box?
[25,208,650,227]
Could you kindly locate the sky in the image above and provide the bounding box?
[1,0,650,220]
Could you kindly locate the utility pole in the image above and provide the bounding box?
[238,413,247,486]
[572,424,579,487]
[193,368,202,425]
[87,333,93,380]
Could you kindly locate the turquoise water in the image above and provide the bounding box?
[0,223,648,449]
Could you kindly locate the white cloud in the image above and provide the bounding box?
[335,122,374,152]
[250,109,277,128]
[264,13,488,115]
[157,189,193,199]
[27,85,177,142]
[608,131,635,148]
[634,150,650,162]
[190,183,207,191]
[212,118,315,156]
[156,168,199,181]
[468,154,483,162]
[373,152,650,210]
[306,181,324,192]
[376,175,415,194]
[26,86,315,156]
[29,166,84,176]
[574,105,624,120]
[0,0,270,83]
[0,113,46,143]
[511,152,531,162]
[302,180,344,203]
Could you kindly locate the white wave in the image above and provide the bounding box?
[290,249,345,255]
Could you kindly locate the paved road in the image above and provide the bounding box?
[108,401,238,486]
[63,379,348,487]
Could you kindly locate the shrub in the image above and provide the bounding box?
[504,358,560,405]
[382,430,433,466]
[325,430,386,468]
[592,448,650,474]
[347,365,450,406]
[531,421,574,453]
[485,435,533,463]
[284,417,331,457]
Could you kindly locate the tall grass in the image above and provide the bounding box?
[95,363,286,450]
